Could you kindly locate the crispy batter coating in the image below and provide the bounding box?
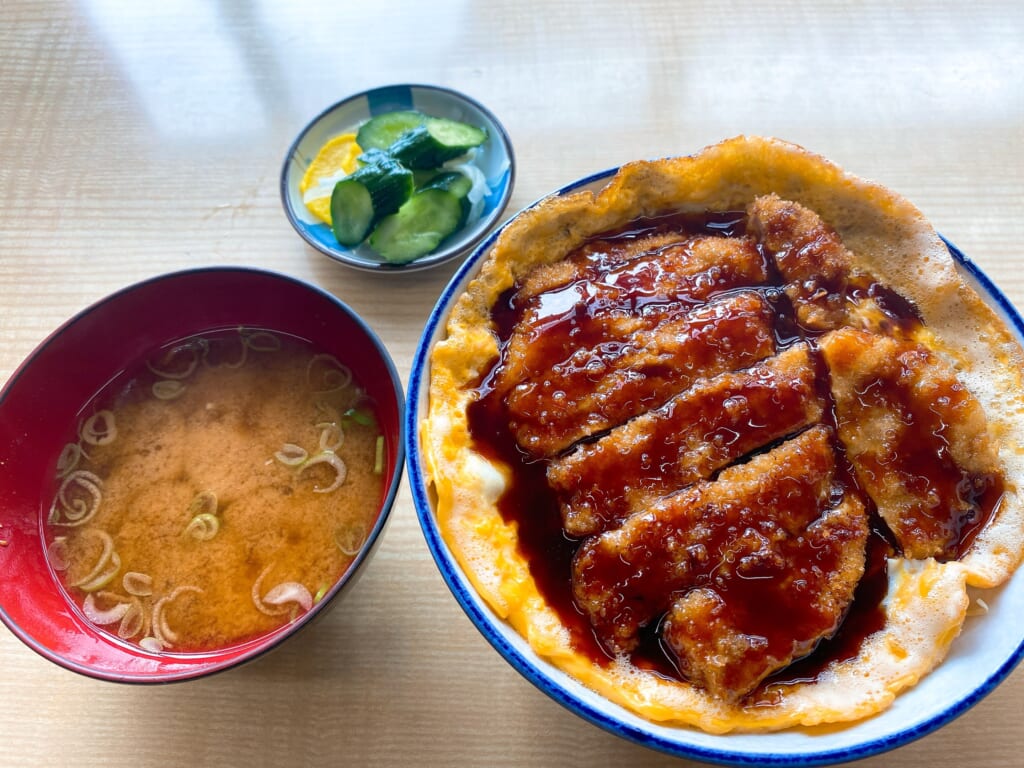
[747,193,852,286]
[571,425,868,696]
[747,194,857,331]
[548,343,824,537]
[820,327,1000,559]
[496,234,773,456]
[505,290,776,458]
[663,492,867,700]
[514,232,690,305]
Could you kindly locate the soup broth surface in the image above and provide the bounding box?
[45,328,384,653]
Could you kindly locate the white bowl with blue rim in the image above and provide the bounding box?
[280,84,515,272]
[405,167,1024,766]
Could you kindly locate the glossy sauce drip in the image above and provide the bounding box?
[955,476,1005,558]
[501,211,754,329]
[498,243,769,380]
[850,278,924,337]
[488,286,522,347]
[742,338,898,693]
[467,209,1003,690]
[752,524,892,701]
[505,290,778,459]
[834,340,1005,561]
[548,343,823,537]
[568,425,851,663]
[603,210,749,241]
[466,392,608,660]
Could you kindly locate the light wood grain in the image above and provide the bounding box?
[1,1,1022,766]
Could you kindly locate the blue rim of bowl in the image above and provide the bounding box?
[0,265,406,683]
[405,168,1024,765]
[279,83,516,273]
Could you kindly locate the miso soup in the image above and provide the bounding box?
[44,327,386,653]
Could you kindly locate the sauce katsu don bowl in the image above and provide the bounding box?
[407,137,1024,764]
[0,267,404,682]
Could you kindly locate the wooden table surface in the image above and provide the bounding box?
[1,1,1022,766]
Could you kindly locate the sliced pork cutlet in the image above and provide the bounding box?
[492,234,770,456]
[548,342,824,537]
[514,231,693,305]
[506,289,777,458]
[820,327,1001,560]
[661,494,867,701]
[746,194,860,331]
[571,425,867,674]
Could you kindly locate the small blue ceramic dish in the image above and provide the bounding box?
[280,84,515,273]
[405,167,1024,766]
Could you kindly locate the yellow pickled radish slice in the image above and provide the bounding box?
[300,133,362,225]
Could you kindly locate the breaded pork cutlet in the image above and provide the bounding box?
[505,290,777,458]
[548,343,824,537]
[513,231,691,304]
[662,488,867,701]
[492,234,770,456]
[746,194,858,331]
[820,327,1000,560]
[571,425,868,692]
[512,230,766,307]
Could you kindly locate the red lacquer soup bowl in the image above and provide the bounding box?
[0,267,404,682]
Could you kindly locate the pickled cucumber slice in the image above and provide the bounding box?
[389,119,488,169]
[355,110,426,151]
[419,171,473,225]
[330,179,374,246]
[368,188,462,263]
[330,157,413,245]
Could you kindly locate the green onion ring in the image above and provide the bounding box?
[306,354,353,394]
[317,422,344,452]
[139,636,164,652]
[152,585,202,647]
[203,333,248,369]
[187,490,218,517]
[297,451,347,493]
[122,571,153,597]
[117,599,146,639]
[374,435,385,475]
[68,529,115,588]
[80,410,117,446]
[46,537,69,570]
[82,592,131,625]
[274,443,308,466]
[146,342,202,380]
[183,512,220,541]
[252,564,290,616]
[241,329,282,352]
[334,521,367,556]
[152,379,187,400]
[76,552,121,593]
[50,469,103,527]
[55,442,84,478]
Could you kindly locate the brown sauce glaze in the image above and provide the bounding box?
[466,208,1004,692]
[498,211,754,335]
[821,328,1003,561]
[465,389,610,662]
[504,290,778,458]
[751,524,893,703]
[547,343,824,537]
[567,425,854,658]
